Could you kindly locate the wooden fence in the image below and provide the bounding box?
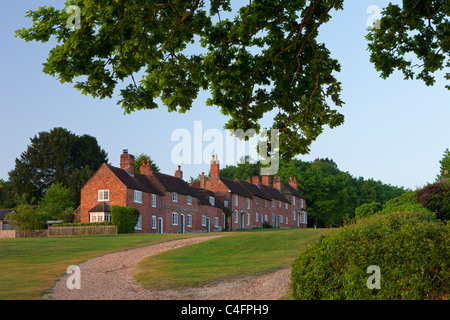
[0,226,117,238]
[49,225,117,236]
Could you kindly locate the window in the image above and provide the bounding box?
[152,194,156,207]
[234,210,238,223]
[98,190,109,201]
[265,200,267,208]
[272,213,275,221]
[135,215,142,230]
[134,190,142,203]
[187,215,192,227]
[280,215,283,224]
[215,217,219,227]
[152,215,156,229]
[89,212,111,223]
[293,196,296,205]
[187,195,192,205]
[293,210,296,221]
[255,197,259,205]
[301,199,304,209]
[256,212,259,223]
[286,216,288,224]
[209,196,215,206]
[234,194,238,206]
[172,192,178,202]
[285,203,288,209]
[246,198,250,210]
[264,215,268,222]
[247,212,250,225]
[202,215,206,226]
[279,201,281,207]
[272,200,275,207]
[172,212,178,225]
[224,199,228,207]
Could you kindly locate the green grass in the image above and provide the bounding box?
[0,233,201,300]
[134,228,329,290]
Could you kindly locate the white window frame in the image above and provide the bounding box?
[224,199,228,207]
[246,198,250,210]
[272,200,275,207]
[187,214,192,227]
[293,196,296,205]
[255,197,258,205]
[301,199,304,209]
[172,212,178,225]
[286,216,288,224]
[209,196,215,206]
[256,212,259,223]
[234,194,238,206]
[152,194,156,207]
[187,195,192,205]
[135,215,142,230]
[134,190,142,203]
[247,212,250,225]
[152,215,157,229]
[234,210,238,223]
[172,192,178,202]
[98,190,109,201]
[215,217,219,227]
[279,201,281,207]
[202,215,206,226]
[293,210,296,221]
[285,203,288,209]
[265,200,267,208]
[264,215,268,222]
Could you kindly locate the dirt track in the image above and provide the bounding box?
[44,235,291,300]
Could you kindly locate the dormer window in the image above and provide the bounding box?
[172,192,178,202]
[209,196,215,206]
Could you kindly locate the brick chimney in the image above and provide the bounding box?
[210,154,220,178]
[252,176,260,185]
[289,177,298,190]
[261,172,271,186]
[175,165,183,179]
[200,172,206,189]
[273,176,281,190]
[120,149,135,175]
[141,159,152,176]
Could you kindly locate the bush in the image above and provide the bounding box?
[291,207,449,300]
[354,202,382,219]
[111,205,140,234]
[416,181,450,222]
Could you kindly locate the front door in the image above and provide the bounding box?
[240,212,245,229]
[180,214,185,234]
[158,218,163,234]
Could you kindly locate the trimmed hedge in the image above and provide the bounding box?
[111,205,140,234]
[291,206,449,300]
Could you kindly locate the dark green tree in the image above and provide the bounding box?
[134,153,160,174]
[38,182,76,222]
[437,148,450,181]
[8,127,108,204]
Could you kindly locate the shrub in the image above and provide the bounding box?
[416,181,450,222]
[354,202,382,219]
[291,208,449,300]
[111,205,140,234]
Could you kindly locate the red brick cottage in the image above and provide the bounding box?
[75,150,307,233]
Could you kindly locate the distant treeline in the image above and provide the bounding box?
[218,158,406,227]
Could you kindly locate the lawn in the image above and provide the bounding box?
[134,228,329,290]
[0,233,201,300]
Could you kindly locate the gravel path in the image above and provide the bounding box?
[44,235,291,300]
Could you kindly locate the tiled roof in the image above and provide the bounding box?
[235,179,272,201]
[89,202,111,213]
[259,184,291,203]
[190,187,225,208]
[279,182,305,198]
[107,165,164,195]
[151,171,198,197]
[0,209,15,221]
[219,177,254,198]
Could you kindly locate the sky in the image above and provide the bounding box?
[0,1,449,191]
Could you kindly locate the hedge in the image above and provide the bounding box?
[111,205,140,234]
[291,206,449,300]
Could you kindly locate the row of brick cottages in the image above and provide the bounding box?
[74,150,307,233]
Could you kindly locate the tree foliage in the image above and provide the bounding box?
[366,0,449,89]
[8,127,108,205]
[437,148,450,181]
[38,182,76,222]
[134,153,160,174]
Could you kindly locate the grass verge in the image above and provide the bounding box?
[134,228,329,290]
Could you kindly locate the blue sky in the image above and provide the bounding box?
[0,1,449,190]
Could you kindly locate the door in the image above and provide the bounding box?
[180,214,185,234]
[240,212,245,229]
[158,218,163,234]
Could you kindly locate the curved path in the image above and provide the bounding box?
[45,235,291,300]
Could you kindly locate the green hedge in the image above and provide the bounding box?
[291,206,449,300]
[111,205,140,234]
